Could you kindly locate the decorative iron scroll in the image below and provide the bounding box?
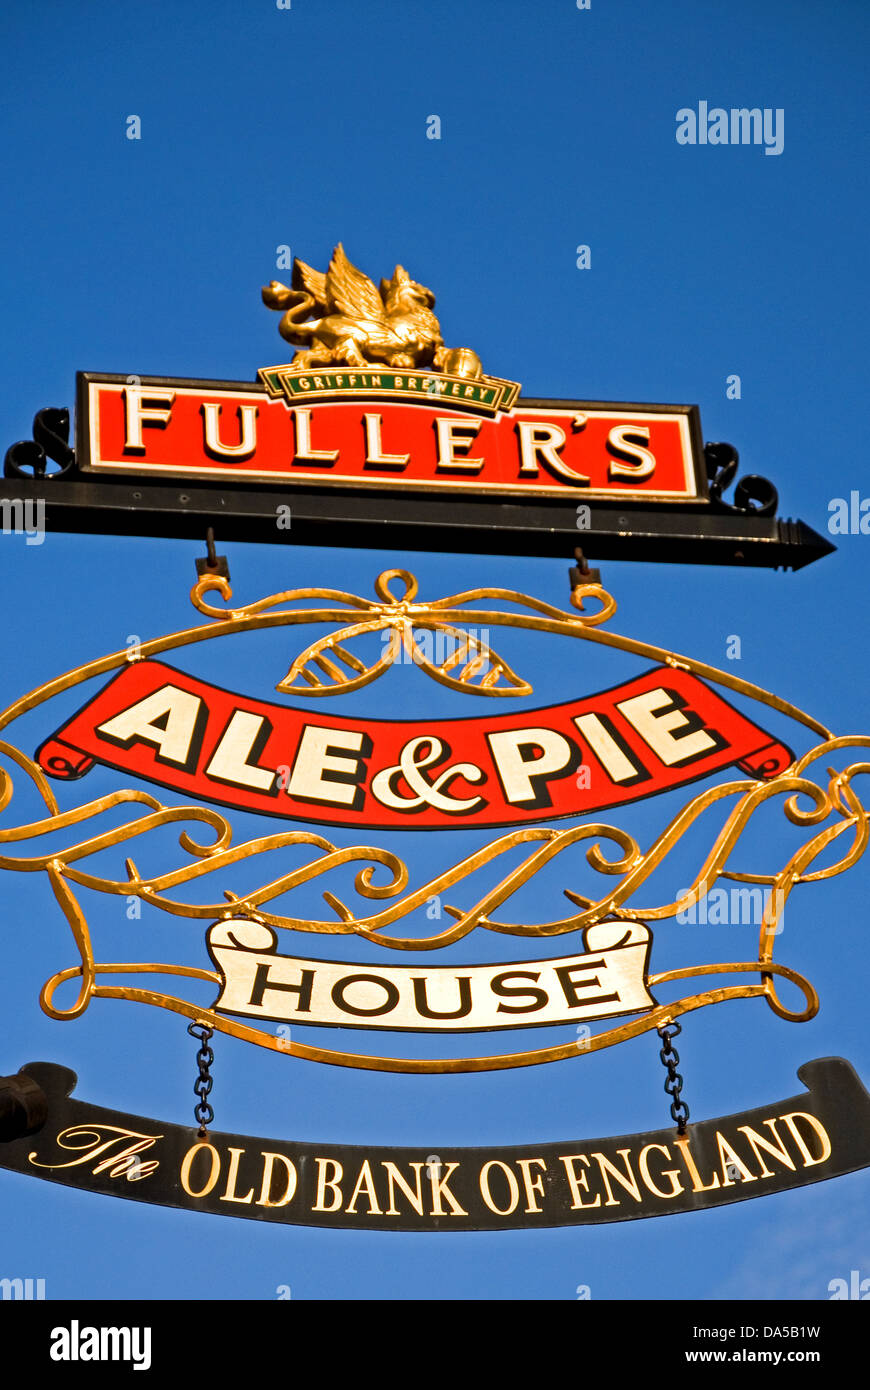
[3,406,76,481]
[1,1058,867,1230]
[0,570,866,1072]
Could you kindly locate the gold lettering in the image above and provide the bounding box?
[180,1142,221,1198]
[559,1154,602,1209]
[591,1148,642,1207]
[434,418,484,471]
[780,1112,832,1168]
[479,1160,520,1215]
[715,1131,757,1185]
[382,1162,425,1217]
[201,402,258,460]
[220,1146,255,1204]
[363,414,410,469]
[313,1158,344,1212]
[345,1159,383,1215]
[29,1125,162,1182]
[517,1158,548,1214]
[256,1152,297,1208]
[736,1120,796,1178]
[607,424,656,481]
[123,387,175,452]
[675,1135,721,1193]
[293,408,339,463]
[92,1138,159,1182]
[428,1161,468,1216]
[515,417,590,483]
[638,1143,684,1200]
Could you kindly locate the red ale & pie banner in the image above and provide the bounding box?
[37,661,792,829]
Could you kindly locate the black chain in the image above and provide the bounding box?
[188,1021,214,1137]
[657,1021,690,1135]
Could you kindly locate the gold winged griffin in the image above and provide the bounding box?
[262,243,483,378]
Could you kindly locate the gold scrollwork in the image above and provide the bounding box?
[0,569,864,1072]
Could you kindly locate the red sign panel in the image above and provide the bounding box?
[38,660,791,830]
[78,374,706,501]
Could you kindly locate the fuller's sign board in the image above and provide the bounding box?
[3,243,834,566]
[79,373,706,503]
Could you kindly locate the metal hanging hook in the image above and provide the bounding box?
[195,526,230,582]
[569,547,601,610]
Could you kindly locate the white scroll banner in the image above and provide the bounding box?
[207,918,655,1032]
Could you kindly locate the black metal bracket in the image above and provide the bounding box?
[4,407,77,480]
[0,1068,48,1141]
[704,441,779,517]
[569,547,601,589]
[195,526,230,582]
[0,413,834,571]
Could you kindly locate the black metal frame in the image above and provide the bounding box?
[2,394,835,570]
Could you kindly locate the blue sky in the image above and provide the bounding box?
[0,0,868,1300]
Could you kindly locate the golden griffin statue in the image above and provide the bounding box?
[262,243,483,378]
